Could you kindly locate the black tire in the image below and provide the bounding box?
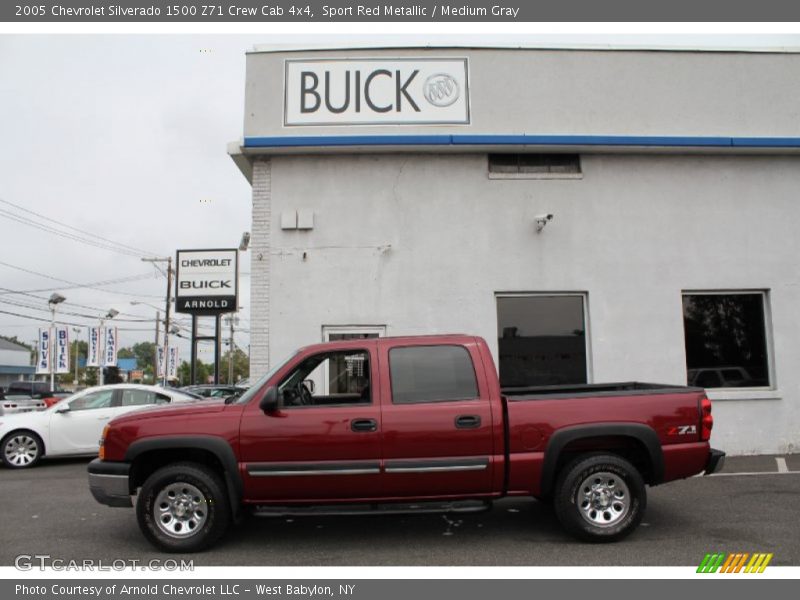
[553,454,646,543]
[1,430,43,469]
[136,462,231,553]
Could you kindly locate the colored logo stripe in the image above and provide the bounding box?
[697,553,772,573]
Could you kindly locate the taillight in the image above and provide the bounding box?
[700,396,713,441]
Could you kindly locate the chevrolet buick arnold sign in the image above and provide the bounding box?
[175,249,238,314]
[284,58,470,126]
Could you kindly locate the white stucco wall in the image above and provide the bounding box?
[249,152,800,456]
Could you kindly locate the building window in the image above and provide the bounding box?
[488,153,582,179]
[682,292,772,389]
[496,294,589,387]
[389,345,479,404]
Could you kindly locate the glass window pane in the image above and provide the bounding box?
[389,345,478,404]
[278,350,371,407]
[683,293,770,388]
[120,389,156,406]
[69,390,113,411]
[496,295,587,387]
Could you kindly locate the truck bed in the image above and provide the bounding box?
[502,381,704,400]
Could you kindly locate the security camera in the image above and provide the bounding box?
[535,213,554,233]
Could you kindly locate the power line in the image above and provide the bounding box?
[0,260,165,299]
[0,297,154,323]
[0,197,159,258]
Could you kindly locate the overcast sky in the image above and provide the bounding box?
[1,33,799,366]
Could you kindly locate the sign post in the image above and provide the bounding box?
[175,249,239,385]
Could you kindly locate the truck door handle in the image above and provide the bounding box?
[455,415,481,429]
[351,418,378,432]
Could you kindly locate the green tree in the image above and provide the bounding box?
[221,347,250,384]
[177,359,213,386]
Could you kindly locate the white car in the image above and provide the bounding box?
[0,384,198,469]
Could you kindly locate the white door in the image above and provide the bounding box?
[47,388,118,455]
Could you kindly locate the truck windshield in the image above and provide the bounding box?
[234,352,298,405]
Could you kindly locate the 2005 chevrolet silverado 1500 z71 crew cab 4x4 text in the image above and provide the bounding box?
[88,335,724,552]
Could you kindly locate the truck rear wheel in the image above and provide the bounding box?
[553,454,646,542]
[136,462,230,553]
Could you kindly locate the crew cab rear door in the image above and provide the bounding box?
[378,339,496,497]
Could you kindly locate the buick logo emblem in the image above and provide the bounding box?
[424,73,459,107]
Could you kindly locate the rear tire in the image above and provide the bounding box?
[1,430,43,469]
[553,454,646,542]
[136,462,230,553]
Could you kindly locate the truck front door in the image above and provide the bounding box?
[239,343,382,502]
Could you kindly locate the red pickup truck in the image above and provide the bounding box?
[88,334,724,552]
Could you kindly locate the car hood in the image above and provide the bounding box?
[110,398,229,425]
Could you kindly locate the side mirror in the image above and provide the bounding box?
[258,386,279,414]
[55,404,70,414]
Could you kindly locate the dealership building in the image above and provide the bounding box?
[228,46,800,456]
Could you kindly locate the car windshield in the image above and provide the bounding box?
[234,352,297,405]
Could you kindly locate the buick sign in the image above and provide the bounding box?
[284,58,470,126]
[175,249,239,315]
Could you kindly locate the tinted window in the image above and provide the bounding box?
[389,345,478,404]
[496,295,588,387]
[683,293,770,388]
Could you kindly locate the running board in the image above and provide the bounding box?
[251,499,492,518]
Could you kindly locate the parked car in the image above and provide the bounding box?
[0,384,199,469]
[180,384,247,402]
[5,381,62,399]
[42,392,73,408]
[89,334,723,552]
[0,396,46,416]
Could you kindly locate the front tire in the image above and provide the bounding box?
[553,454,646,542]
[136,462,231,552]
[1,431,43,469]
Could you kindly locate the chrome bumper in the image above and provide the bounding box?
[87,458,132,507]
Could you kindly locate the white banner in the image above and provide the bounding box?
[87,327,101,367]
[157,346,165,379]
[35,328,51,375]
[167,346,179,380]
[55,327,70,374]
[284,58,471,126]
[103,327,118,367]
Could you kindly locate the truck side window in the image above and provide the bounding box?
[278,350,371,407]
[389,345,479,404]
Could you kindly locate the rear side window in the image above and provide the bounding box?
[389,345,479,404]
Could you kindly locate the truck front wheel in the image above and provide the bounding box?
[136,462,231,553]
[553,454,646,542]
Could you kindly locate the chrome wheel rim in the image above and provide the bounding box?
[3,434,39,467]
[154,482,208,538]
[577,471,630,527]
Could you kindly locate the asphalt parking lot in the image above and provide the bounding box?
[1,455,798,567]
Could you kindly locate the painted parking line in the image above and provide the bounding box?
[776,457,789,473]
[702,470,800,477]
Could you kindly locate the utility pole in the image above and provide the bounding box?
[154,310,160,384]
[225,315,238,384]
[142,256,173,386]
